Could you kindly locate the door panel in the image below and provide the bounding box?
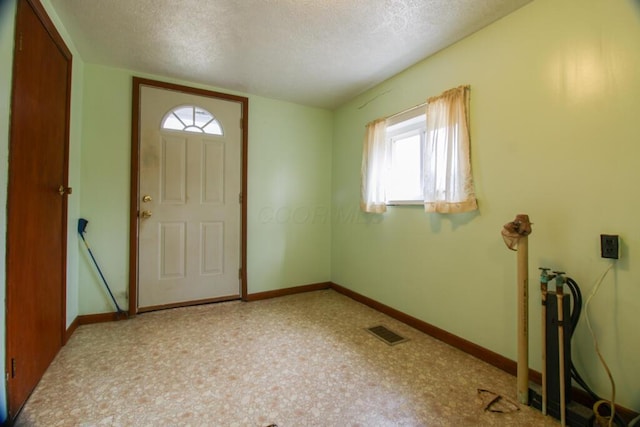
[161,135,187,203]
[160,222,186,278]
[6,0,71,418]
[202,222,223,274]
[138,85,243,310]
[202,140,225,203]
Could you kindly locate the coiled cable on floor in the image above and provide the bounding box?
[566,270,626,427]
[584,265,616,427]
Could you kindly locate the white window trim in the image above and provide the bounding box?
[385,112,425,206]
[360,85,478,214]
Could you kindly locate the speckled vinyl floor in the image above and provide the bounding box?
[16,290,558,426]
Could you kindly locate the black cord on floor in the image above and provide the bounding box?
[566,277,626,427]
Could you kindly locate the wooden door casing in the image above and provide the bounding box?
[129,78,249,315]
[137,86,242,310]
[6,0,71,418]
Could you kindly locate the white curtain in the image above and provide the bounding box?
[360,118,388,213]
[423,85,478,213]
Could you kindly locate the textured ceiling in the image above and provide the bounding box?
[49,0,532,109]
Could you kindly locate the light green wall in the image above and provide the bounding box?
[78,64,333,314]
[78,65,131,314]
[247,96,332,292]
[331,0,640,411]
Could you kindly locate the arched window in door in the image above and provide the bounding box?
[161,105,223,135]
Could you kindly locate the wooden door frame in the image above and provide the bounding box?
[129,77,249,315]
[6,0,72,418]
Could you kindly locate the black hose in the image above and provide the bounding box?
[566,278,602,399]
[566,276,626,426]
[566,278,599,399]
[566,277,582,339]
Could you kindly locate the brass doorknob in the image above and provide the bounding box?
[142,195,152,203]
[58,185,72,196]
[140,210,152,219]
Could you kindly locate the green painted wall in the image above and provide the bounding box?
[331,0,639,411]
[78,64,333,314]
[77,65,131,314]
[247,96,332,292]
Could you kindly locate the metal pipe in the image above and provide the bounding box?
[555,272,567,427]
[539,267,553,416]
[516,235,529,405]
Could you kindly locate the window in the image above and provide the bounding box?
[161,105,223,135]
[361,85,477,214]
[385,108,425,204]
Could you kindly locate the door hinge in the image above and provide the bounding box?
[239,192,243,204]
[238,268,242,279]
[19,33,23,52]
[240,117,243,128]
[11,358,16,379]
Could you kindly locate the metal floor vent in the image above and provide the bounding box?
[366,325,408,346]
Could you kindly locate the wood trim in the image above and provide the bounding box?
[132,77,249,103]
[330,282,516,371]
[128,77,141,316]
[64,317,79,344]
[60,27,72,356]
[138,296,240,313]
[240,98,249,299]
[77,312,128,325]
[25,0,72,60]
[245,282,331,302]
[329,282,638,423]
[128,77,249,315]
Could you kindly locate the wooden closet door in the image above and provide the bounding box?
[6,0,71,418]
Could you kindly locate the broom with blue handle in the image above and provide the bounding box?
[78,218,127,318]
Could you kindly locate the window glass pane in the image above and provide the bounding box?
[203,121,223,135]
[160,105,223,135]
[194,108,213,128]
[162,114,184,130]
[388,134,422,201]
[173,106,194,126]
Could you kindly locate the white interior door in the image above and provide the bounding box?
[138,85,242,309]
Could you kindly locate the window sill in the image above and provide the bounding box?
[386,201,423,207]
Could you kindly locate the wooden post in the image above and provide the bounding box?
[517,235,529,405]
[541,279,548,415]
[501,214,532,406]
